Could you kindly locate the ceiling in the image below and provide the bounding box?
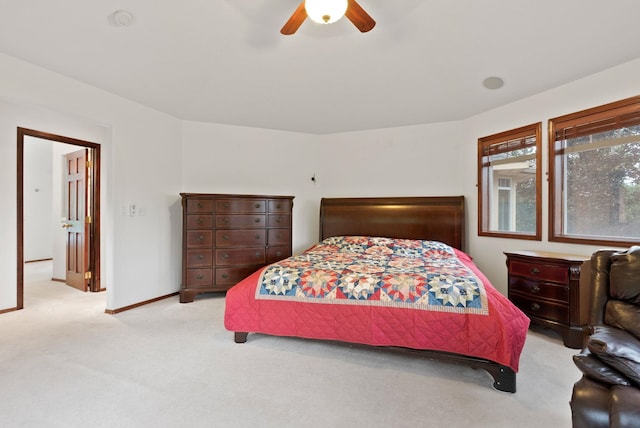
[2,1,640,134]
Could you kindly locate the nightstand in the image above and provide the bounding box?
[504,250,590,349]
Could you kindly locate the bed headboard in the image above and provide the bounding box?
[319,196,465,251]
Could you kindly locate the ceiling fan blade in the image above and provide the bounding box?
[280,1,307,35]
[345,0,376,33]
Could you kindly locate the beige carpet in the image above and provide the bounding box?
[0,261,580,427]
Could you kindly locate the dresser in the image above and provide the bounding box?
[180,193,294,303]
[504,250,590,348]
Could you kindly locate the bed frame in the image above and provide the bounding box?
[235,196,517,392]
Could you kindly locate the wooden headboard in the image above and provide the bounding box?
[319,196,466,251]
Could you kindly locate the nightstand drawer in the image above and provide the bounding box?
[509,292,570,324]
[509,260,569,284]
[508,277,569,303]
[504,250,590,348]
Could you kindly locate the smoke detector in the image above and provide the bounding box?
[109,10,134,27]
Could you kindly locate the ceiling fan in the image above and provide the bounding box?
[281,0,376,35]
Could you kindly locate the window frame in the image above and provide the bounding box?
[548,95,640,246]
[477,122,542,240]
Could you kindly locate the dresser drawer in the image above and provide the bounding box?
[268,199,291,213]
[509,292,570,324]
[508,277,569,304]
[216,214,265,228]
[186,250,213,268]
[268,228,290,246]
[216,248,266,266]
[186,230,213,248]
[268,214,290,227]
[216,199,266,213]
[509,260,569,284]
[186,199,214,213]
[186,268,213,288]
[267,246,290,264]
[216,230,266,247]
[216,266,262,285]
[186,214,213,229]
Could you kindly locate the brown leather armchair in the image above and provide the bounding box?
[570,246,640,428]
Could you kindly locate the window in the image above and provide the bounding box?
[478,123,542,240]
[549,96,640,246]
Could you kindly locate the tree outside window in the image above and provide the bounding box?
[549,96,640,245]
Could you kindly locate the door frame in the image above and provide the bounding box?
[17,127,101,309]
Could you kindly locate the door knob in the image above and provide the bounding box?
[61,223,72,229]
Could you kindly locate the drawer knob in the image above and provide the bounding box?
[223,235,229,240]
[276,218,281,223]
[254,218,261,223]
[255,252,261,258]
[197,202,204,208]
[198,255,204,260]
[255,203,261,209]
[223,253,229,259]
[197,235,204,241]
[255,234,260,240]
[224,202,229,208]
[531,303,541,311]
[531,286,541,294]
[223,217,229,223]
[197,274,204,280]
[530,267,540,275]
[197,217,204,224]
[276,204,281,209]
[222,273,229,279]
[276,251,282,257]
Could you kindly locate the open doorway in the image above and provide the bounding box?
[17,127,101,310]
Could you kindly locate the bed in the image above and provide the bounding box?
[224,196,530,392]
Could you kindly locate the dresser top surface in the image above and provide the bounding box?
[504,250,590,262]
[180,193,294,199]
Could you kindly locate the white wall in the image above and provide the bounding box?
[0,53,182,312]
[2,51,640,312]
[23,138,53,262]
[463,58,640,293]
[180,121,467,253]
[181,121,322,253]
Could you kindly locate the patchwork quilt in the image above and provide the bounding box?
[224,237,530,371]
[257,236,488,315]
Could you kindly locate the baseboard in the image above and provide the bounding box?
[104,292,179,314]
[0,306,18,314]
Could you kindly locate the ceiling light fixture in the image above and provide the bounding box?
[305,0,348,24]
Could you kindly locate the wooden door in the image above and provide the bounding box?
[63,149,89,291]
